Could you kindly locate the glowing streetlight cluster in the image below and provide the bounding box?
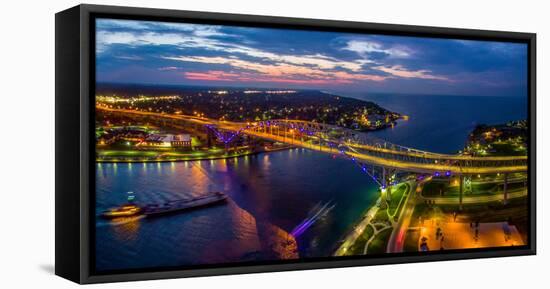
[96,95,180,104]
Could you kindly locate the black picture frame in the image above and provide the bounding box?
[55,4,536,284]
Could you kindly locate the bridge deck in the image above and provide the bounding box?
[97,106,527,174]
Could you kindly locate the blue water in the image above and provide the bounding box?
[357,93,527,154]
[95,93,527,271]
[96,150,378,271]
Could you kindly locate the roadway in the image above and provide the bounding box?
[245,130,527,175]
[385,178,429,253]
[418,188,528,205]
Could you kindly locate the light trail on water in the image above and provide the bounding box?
[291,200,336,238]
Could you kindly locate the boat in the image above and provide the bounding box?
[100,192,228,219]
[143,191,228,217]
[101,204,142,218]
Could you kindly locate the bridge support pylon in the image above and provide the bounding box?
[206,128,214,148]
[459,175,464,211]
[380,186,388,209]
[378,167,393,209]
[386,182,392,204]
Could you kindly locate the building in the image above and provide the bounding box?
[170,134,192,148]
[142,134,192,148]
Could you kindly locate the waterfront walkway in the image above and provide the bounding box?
[334,180,414,256]
[333,199,381,256]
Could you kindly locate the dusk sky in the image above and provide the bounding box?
[96,18,528,97]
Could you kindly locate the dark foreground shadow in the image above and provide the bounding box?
[39,264,55,275]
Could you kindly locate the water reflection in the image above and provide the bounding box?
[109,216,143,242]
[96,149,378,271]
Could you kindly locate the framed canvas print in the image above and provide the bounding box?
[55,4,536,284]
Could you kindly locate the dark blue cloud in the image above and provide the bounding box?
[96,18,528,97]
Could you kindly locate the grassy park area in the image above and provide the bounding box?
[342,181,411,256]
[388,183,409,220]
[346,225,374,256]
[367,228,393,254]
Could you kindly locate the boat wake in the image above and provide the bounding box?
[290,200,335,238]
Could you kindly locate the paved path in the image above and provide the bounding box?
[422,221,524,250]
[363,224,391,254]
[333,199,381,256]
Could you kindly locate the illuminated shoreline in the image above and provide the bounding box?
[96,145,293,163]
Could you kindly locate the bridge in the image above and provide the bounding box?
[97,106,528,207]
